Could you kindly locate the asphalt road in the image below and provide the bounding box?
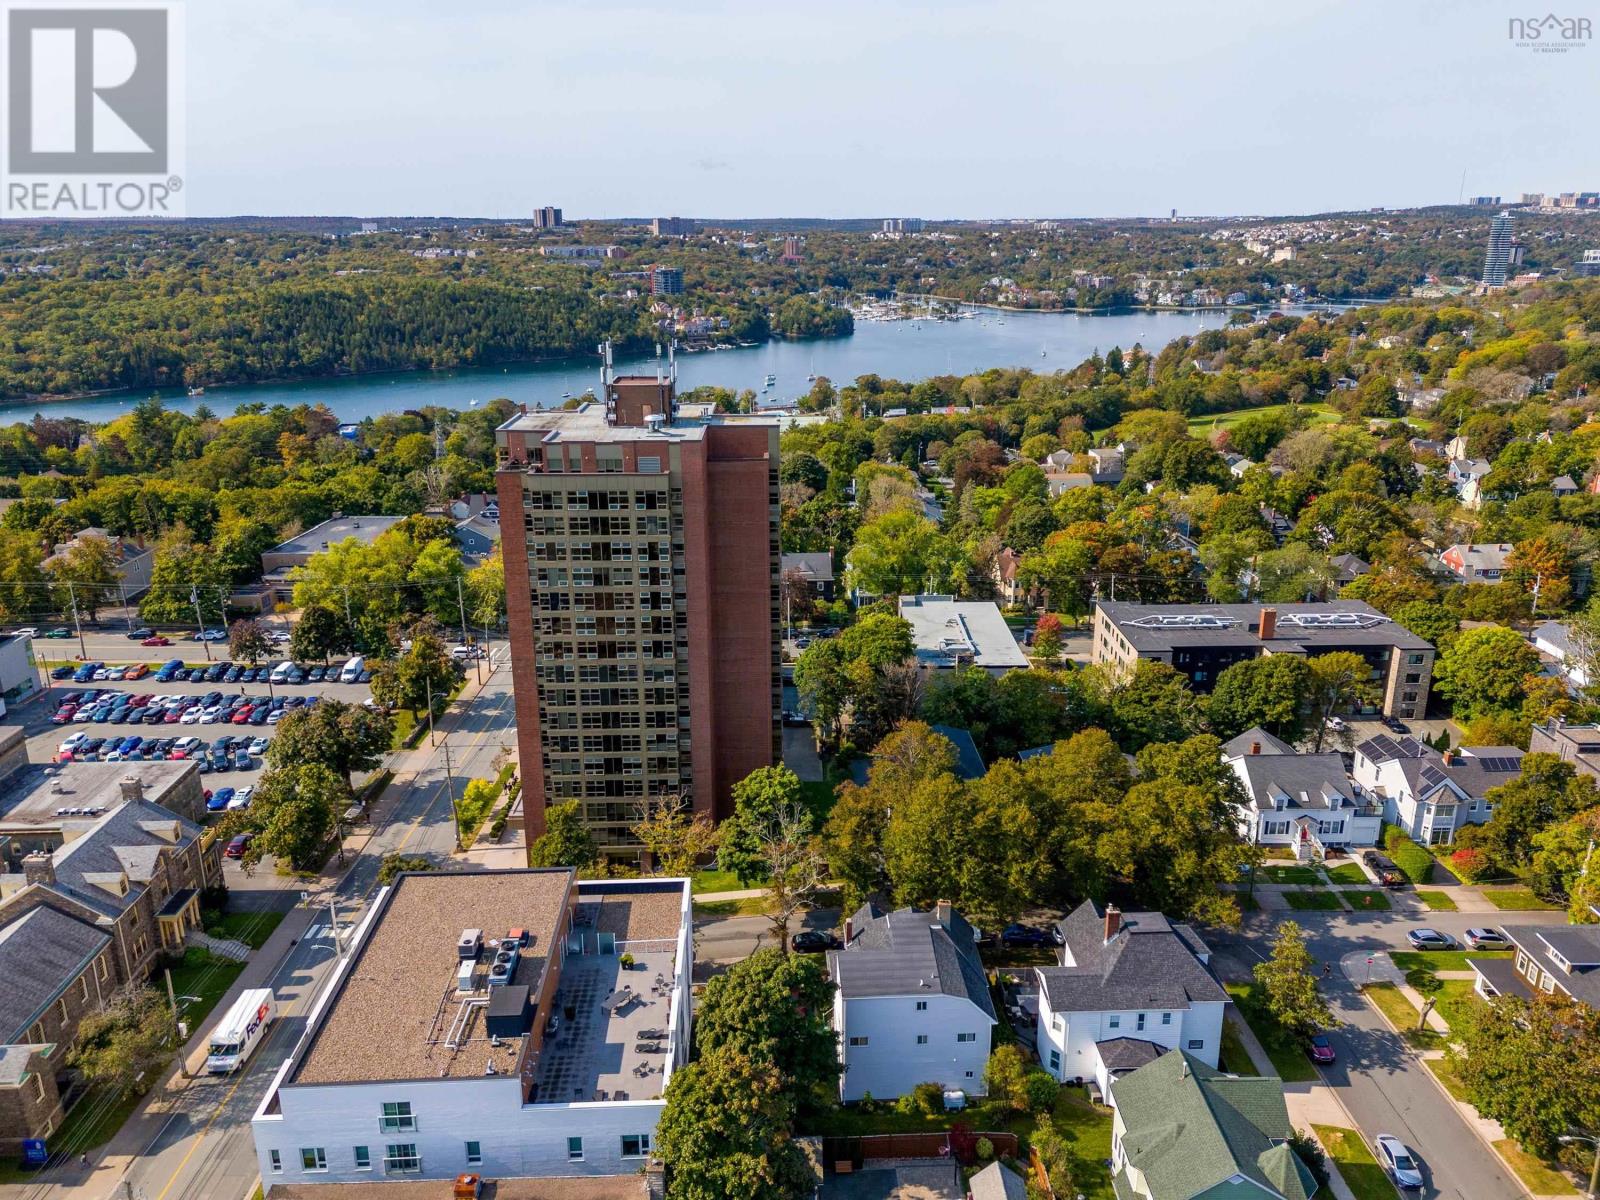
[1217,902,1571,1200]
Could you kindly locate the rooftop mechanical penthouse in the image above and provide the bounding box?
[252,869,693,1185]
[495,343,781,856]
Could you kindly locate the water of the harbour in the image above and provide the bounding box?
[8,303,1359,425]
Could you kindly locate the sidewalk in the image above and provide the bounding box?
[1223,1012,1359,1200]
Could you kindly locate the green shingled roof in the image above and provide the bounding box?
[1110,1050,1313,1200]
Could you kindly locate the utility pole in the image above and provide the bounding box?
[425,675,436,747]
[443,739,462,851]
[190,587,212,660]
[163,966,186,1053]
[67,582,86,661]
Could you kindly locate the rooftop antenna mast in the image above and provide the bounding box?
[654,342,663,384]
[599,340,616,424]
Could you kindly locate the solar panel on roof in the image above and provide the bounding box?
[1475,756,1521,773]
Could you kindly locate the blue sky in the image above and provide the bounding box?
[190,0,1600,218]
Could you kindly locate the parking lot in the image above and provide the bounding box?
[30,656,378,816]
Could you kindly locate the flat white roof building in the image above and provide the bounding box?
[252,870,692,1186]
[898,595,1030,673]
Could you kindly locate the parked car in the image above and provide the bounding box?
[246,737,269,757]
[1382,716,1409,734]
[1406,928,1458,951]
[1306,1033,1336,1065]
[1000,923,1053,948]
[208,787,236,812]
[782,709,808,726]
[233,750,253,769]
[223,833,253,859]
[51,665,74,679]
[1465,927,1508,950]
[51,706,76,724]
[790,929,842,953]
[125,663,150,679]
[1375,1135,1423,1190]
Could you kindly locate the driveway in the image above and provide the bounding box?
[819,1164,963,1200]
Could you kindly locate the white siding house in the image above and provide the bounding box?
[829,901,996,1103]
[1223,728,1383,857]
[1034,902,1228,1098]
[1353,735,1522,845]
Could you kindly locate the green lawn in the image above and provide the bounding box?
[1325,862,1370,884]
[692,896,767,917]
[1423,1057,1471,1103]
[1341,889,1391,911]
[1493,1140,1579,1196]
[167,946,247,1028]
[1415,889,1458,911]
[1224,982,1317,1082]
[1431,980,1482,1034]
[1219,1015,1259,1075]
[1481,887,1557,911]
[689,868,744,894]
[203,909,284,950]
[1264,865,1323,885]
[1311,1125,1400,1200]
[1186,402,1338,434]
[1361,983,1441,1048]
[1284,890,1345,910]
[1390,950,1508,973]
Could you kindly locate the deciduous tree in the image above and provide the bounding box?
[527,799,599,871]
[1253,920,1334,1038]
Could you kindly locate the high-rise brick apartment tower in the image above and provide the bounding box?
[495,345,781,859]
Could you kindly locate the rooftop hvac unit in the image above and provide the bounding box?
[456,960,478,993]
[487,960,512,987]
[458,928,483,960]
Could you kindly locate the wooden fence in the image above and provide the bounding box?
[822,1131,1020,1171]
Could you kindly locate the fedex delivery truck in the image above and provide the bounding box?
[205,988,277,1074]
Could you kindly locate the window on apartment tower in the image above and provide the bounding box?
[268,1151,281,1173]
[567,1137,584,1161]
[621,1134,651,1158]
[379,1101,416,1132]
[464,1141,481,1166]
[300,1148,327,1172]
[384,1144,420,1174]
[353,1146,371,1171]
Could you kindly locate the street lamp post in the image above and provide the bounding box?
[190,587,212,660]
[1558,1132,1600,1200]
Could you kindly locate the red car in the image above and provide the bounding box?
[50,706,76,723]
[1307,1034,1336,1065]
[223,834,253,859]
[231,707,254,724]
[163,708,184,723]
[141,635,172,647]
[130,694,153,707]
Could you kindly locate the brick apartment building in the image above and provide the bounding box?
[1091,601,1435,720]
[495,347,781,857]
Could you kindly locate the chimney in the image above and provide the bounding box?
[1442,749,1455,765]
[935,899,953,929]
[119,776,144,805]
[1104,905,1122,943]
[1250,741,1261,756]
[1258,607,1277,641]
[844,918,854,944]
[22,852,55,887]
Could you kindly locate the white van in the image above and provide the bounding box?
[205,989,276,1073]
[339,655,365,683]
[269,660,292,684]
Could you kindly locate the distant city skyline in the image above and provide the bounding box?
[183,0,1598,218]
